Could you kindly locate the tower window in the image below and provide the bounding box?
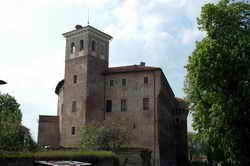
[121,99,127,112]
[72,101,77,112]
[106,100,112,112]
[73,75,77,84]
[71,42,76,54]
[122,79,126,87]
[91,40,96,51]
[80,40,84,50]
[143,98,149,110]
[110,80,114,87]
[144,77,148,84]
[71,126,76,135]
[133,123,136,129]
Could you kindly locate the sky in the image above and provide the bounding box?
[0,0,219,141]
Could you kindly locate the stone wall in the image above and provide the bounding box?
[62,55,88,147]
[38,116,59,147]
[104,70,158,147]
[60,27,111,147]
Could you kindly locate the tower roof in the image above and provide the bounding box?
[62,25,113,40]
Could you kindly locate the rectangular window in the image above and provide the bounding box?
[122,79,126,87]
[106,100,112,112]
[121,99,127,112]
[143,98,149,110]
[73,75,77,84]
[144,77,148,84]
[80,40,84,50]
[110,80,114,87]
[61,104,63,112]
[72,101,76,112]
[71,126,75,135]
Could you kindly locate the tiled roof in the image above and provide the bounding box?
[104,65,160,74]
[63,25,113,40]
[39,115,59,122]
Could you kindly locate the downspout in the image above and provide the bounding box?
[153,71,156,166]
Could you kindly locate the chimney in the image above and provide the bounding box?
[140,62,146,66]
[75,24,83,30]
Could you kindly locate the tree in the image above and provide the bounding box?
[184,0,250,165]
[80,117,133,152]
[80,121,104,151]
[0,93,22,151]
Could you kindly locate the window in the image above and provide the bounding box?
[110,80,114,87]
[122,79,126,87]
[80,40,84,50]
[61,104,63,112]
[144,77,148,84]
[72,101,76,112]
[71,126,75,135]
[73,75,77,84]
[121,99,127,112]
[71,42,75,53]
[143,98,149,110]
[106,100,112,112]
[100,44,104,55]
[176,118,180,124]
[133,123,136,129]
[91,40,96,51]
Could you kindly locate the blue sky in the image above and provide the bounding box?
[0,0,219,140]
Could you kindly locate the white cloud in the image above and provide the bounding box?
[181,26,204,44]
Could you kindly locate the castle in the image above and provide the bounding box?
[38,24,188,166]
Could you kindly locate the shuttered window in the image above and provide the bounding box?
[106,100,112,112]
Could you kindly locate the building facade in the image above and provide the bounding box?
[38,24,188,166]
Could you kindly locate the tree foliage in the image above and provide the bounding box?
[0,93,37,152]
[0,93,22,151]
[185,0,250,165]
[80,117,133,152]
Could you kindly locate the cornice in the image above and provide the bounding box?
[62,25,112,41]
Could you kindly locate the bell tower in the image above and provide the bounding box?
[61,25,112,147]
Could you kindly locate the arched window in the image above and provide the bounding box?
[80,40,84,50]
[91,40,96,51]
[71,42,76,53]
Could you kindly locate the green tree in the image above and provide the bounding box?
[0,93,22,151]
[80,121,104,151]
[185,0,250,165]
[80,117,133,152]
